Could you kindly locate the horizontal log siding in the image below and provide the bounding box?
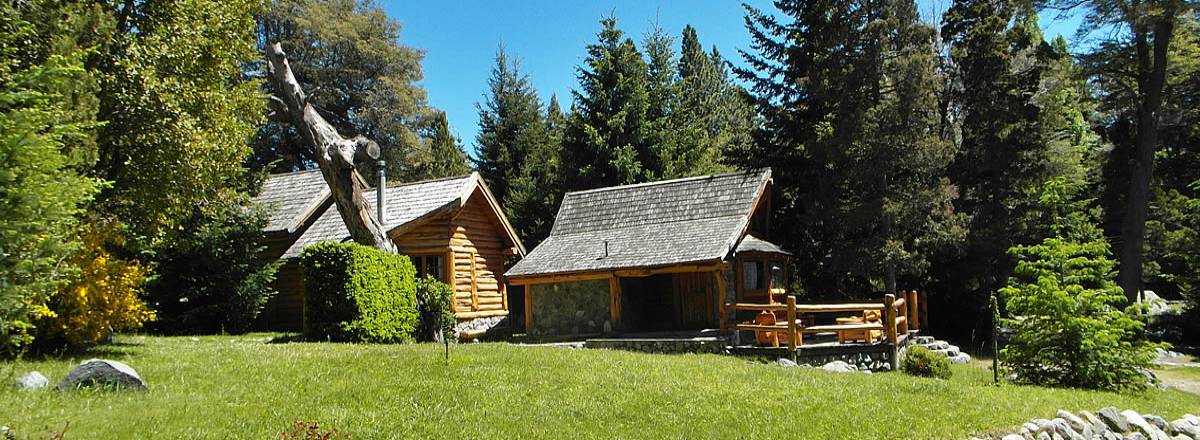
[449,191,509,317]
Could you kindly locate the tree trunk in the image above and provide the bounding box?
[264,43,397,254]
[1118,11,1174,301]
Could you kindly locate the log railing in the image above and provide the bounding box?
[722,290,924,351]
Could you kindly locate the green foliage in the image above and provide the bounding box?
[901,346,952,379]
[734,0,964,295]
[999,235,1158,390]
[0,4,102,356]
[300,242,418,343]
[93,0,264,247]
[415,275,455,342]
[145,203,279,335]
[256,0,436,181]
[413,110,471,180]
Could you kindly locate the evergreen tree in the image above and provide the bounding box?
[417,111,471,179]
[734,0,963,295]
[664,26,751,178]
[642,25,677,178]
[474,46,550,205]
[562,17,651,189]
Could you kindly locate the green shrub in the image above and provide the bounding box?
[999,237,1159,391]
[415,275,456,342]
[300,242,417,343]
[901,345,952,379]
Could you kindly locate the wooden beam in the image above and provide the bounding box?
[524,286,533,334]
[786,295,797,351]
[613,263,727,278]
[884,294,898,346]
[445,250,456,313]
[716,270,727,333]
[454,309,509,319]
[906,290,918,332]
[508,272,613,285]
[608,275,621,329]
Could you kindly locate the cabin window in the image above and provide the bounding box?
[410,254,445,282]
[742,261,764,291]
[769,261,785,291]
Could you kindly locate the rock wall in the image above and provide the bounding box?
[529,279,612,336]
[969,408,1200,440]
[796,348,893,371]
[455,315,508,338]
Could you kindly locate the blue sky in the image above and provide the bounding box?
[382,1,1084,157]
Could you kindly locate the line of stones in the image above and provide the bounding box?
[970,408,1200,440]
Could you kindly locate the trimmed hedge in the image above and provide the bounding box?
[901,345,952,379]
[300,242,418,343]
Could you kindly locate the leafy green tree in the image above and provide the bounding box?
[0,5,102,355]
[93,0,264,247]
[146,203,279,335]
[734,0,963,295]
[256,0,433,181]
[562,17,651,189]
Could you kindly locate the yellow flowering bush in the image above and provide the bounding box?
[35,226,155,349]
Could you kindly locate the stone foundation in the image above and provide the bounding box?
[529,280,612,336]
[455,315,509,339]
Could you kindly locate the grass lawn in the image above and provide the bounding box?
[3,335,1198,439]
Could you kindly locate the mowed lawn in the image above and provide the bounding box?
[2,335,1198,439]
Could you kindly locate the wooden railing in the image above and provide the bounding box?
[720,290,923,351]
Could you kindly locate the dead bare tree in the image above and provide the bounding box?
[264,42,397,253]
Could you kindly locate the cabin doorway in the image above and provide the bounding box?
[619,272,718,332]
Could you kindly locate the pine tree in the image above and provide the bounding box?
[474,46,550,205]
[419,111,471,179]
[663,26,750,178]
[642,25,676,178]
[507,100,566,247]
[562,17,651,189]
[734,0,963,295]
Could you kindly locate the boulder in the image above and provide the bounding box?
[776,358,797,367]
[1122,410,1170,440]
[56,359,146,392]
[949,353,972,364]
[1057,410,1093,439]
[819,361,857,372]
[1098,407,1130,433]
[1001,435,1025,440]
[15,371,48,390]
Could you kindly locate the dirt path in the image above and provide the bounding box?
[1155,354,1200,395]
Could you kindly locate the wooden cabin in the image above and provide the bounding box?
[252,171,525,333]
[506,169,790,336]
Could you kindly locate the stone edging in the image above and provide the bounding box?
[969,408,1199,440]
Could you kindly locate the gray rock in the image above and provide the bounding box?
[1101,431,1122,440]
[949,353,972,364]
[1058,410,1093,439]
[1036,431,1052,440]
[56,359,145,392]
[1144,415,1173,435]
[1099,407,1131,433]
[15,371,49,390]
[1122,410,1170,440]
[776,358,797,367]
[819,360,857,372]
[1002,435,1025,440]
[1170,420,1198,438]
[1082,411,1111,436]
[1127,433,1147,440]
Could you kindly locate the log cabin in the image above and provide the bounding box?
[506,168,791,336]
[252,171,526,334]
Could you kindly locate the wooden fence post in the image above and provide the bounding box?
[907,290,919,332]
[786,296,798,355]
[884,293,898,369]
[919,290,929,330]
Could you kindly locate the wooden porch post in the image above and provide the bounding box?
[608,275,621,331]
[716,269,728,333]
[524,287,533,334]
[786,296,797,354]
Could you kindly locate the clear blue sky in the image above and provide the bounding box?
[382,1,1084,158]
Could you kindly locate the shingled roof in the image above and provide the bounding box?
[252,169,331,234]
[281,174,478,259]
[507,168,773,278]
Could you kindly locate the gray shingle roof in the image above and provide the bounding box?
[736,234,791,256]
[281,174,475,259]
[252,169,330,233]
[507,169,771,277]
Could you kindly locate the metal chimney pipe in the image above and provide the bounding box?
[376,160,386,227]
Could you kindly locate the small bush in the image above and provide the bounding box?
[300,242,417,343]
[901,345,952,379]
[1000,237,1158,390]
[34,225,155,350]
[415,276,456,342]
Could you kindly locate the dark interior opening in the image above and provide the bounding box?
[620,274,675,331]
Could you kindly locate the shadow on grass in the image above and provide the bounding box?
[15,342,143,362]
[267,333,307,344]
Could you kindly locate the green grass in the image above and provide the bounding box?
[2,335,1198,439]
